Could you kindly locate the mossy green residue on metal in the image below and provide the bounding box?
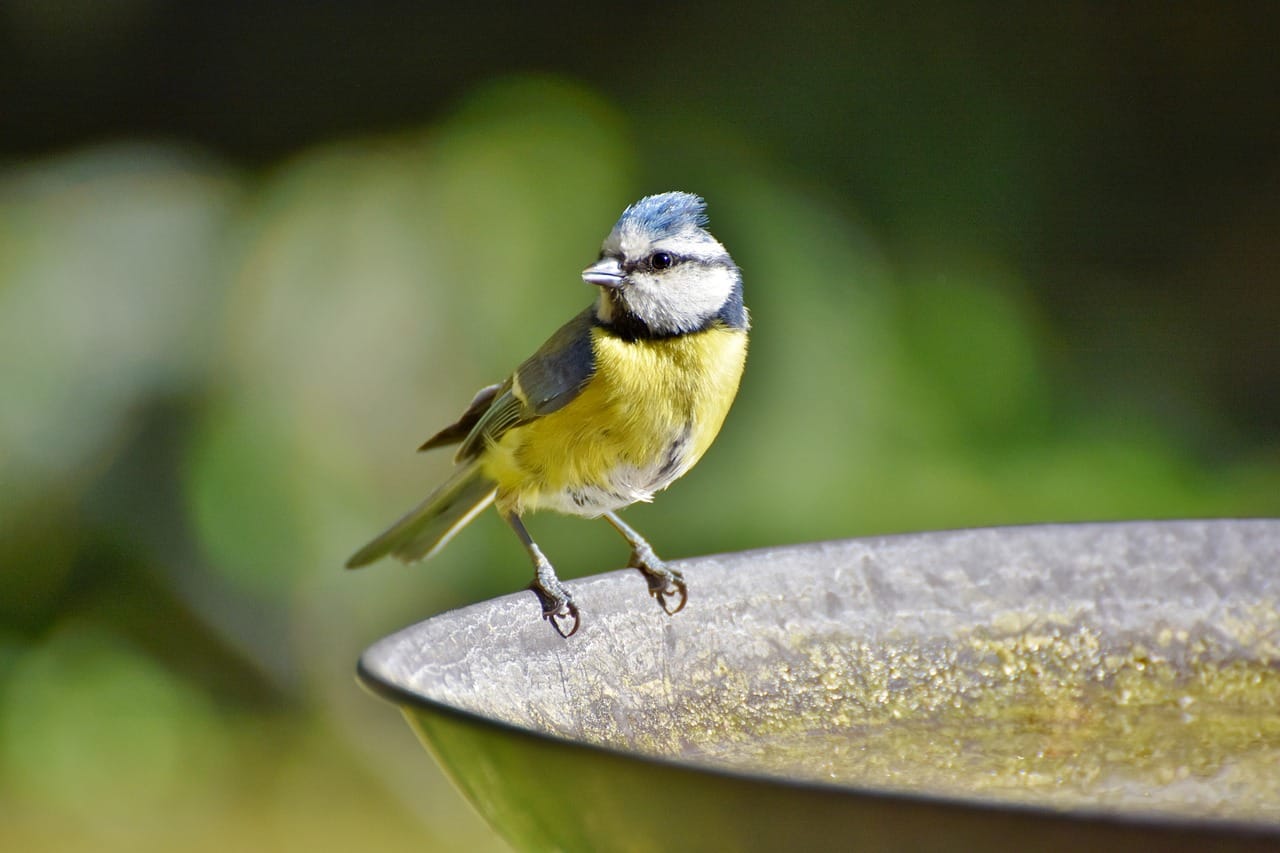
[591,613,1280,824]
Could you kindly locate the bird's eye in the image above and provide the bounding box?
[650,251,674,271]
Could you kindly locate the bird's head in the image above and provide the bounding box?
[583,192,746,338]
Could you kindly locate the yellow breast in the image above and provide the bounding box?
[483,324,748,516]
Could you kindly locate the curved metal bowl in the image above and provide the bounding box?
[359,520,1280,852]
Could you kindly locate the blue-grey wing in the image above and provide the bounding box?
[453,307,597,461]
[418,383,503,452]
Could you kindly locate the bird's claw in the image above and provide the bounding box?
[635,556,687,615]
[529,582,580,638]
[649,573,688,615]
[545,601,581,638]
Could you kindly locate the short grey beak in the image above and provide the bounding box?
[582,257,624,288]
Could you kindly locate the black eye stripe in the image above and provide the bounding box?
[622,252,689,274]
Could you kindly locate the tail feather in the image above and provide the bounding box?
[346,462,497,568]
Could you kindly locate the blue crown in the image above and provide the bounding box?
[615,192,708,239]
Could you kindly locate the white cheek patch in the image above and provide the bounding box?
[625,263,735,335]
[598,228,736,334]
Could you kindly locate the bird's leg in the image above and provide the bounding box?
[603,511,687,615]
[503,511,580,638]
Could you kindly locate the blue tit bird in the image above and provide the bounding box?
[346,191,748,637]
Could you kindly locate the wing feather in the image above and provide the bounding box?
[418,383,503,452]
[455,307,598,460]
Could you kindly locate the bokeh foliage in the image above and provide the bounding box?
[3,5,1278,851]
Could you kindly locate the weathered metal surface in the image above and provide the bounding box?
[360,520,1280,852]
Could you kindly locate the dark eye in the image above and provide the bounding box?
[650,251,674,271]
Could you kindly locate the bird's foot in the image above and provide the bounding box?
[630,547,687,615]
[529,575,580,638]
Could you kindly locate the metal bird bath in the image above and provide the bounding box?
[358,520,1280,852]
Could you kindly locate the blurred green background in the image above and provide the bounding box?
[3,3,1278,851]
